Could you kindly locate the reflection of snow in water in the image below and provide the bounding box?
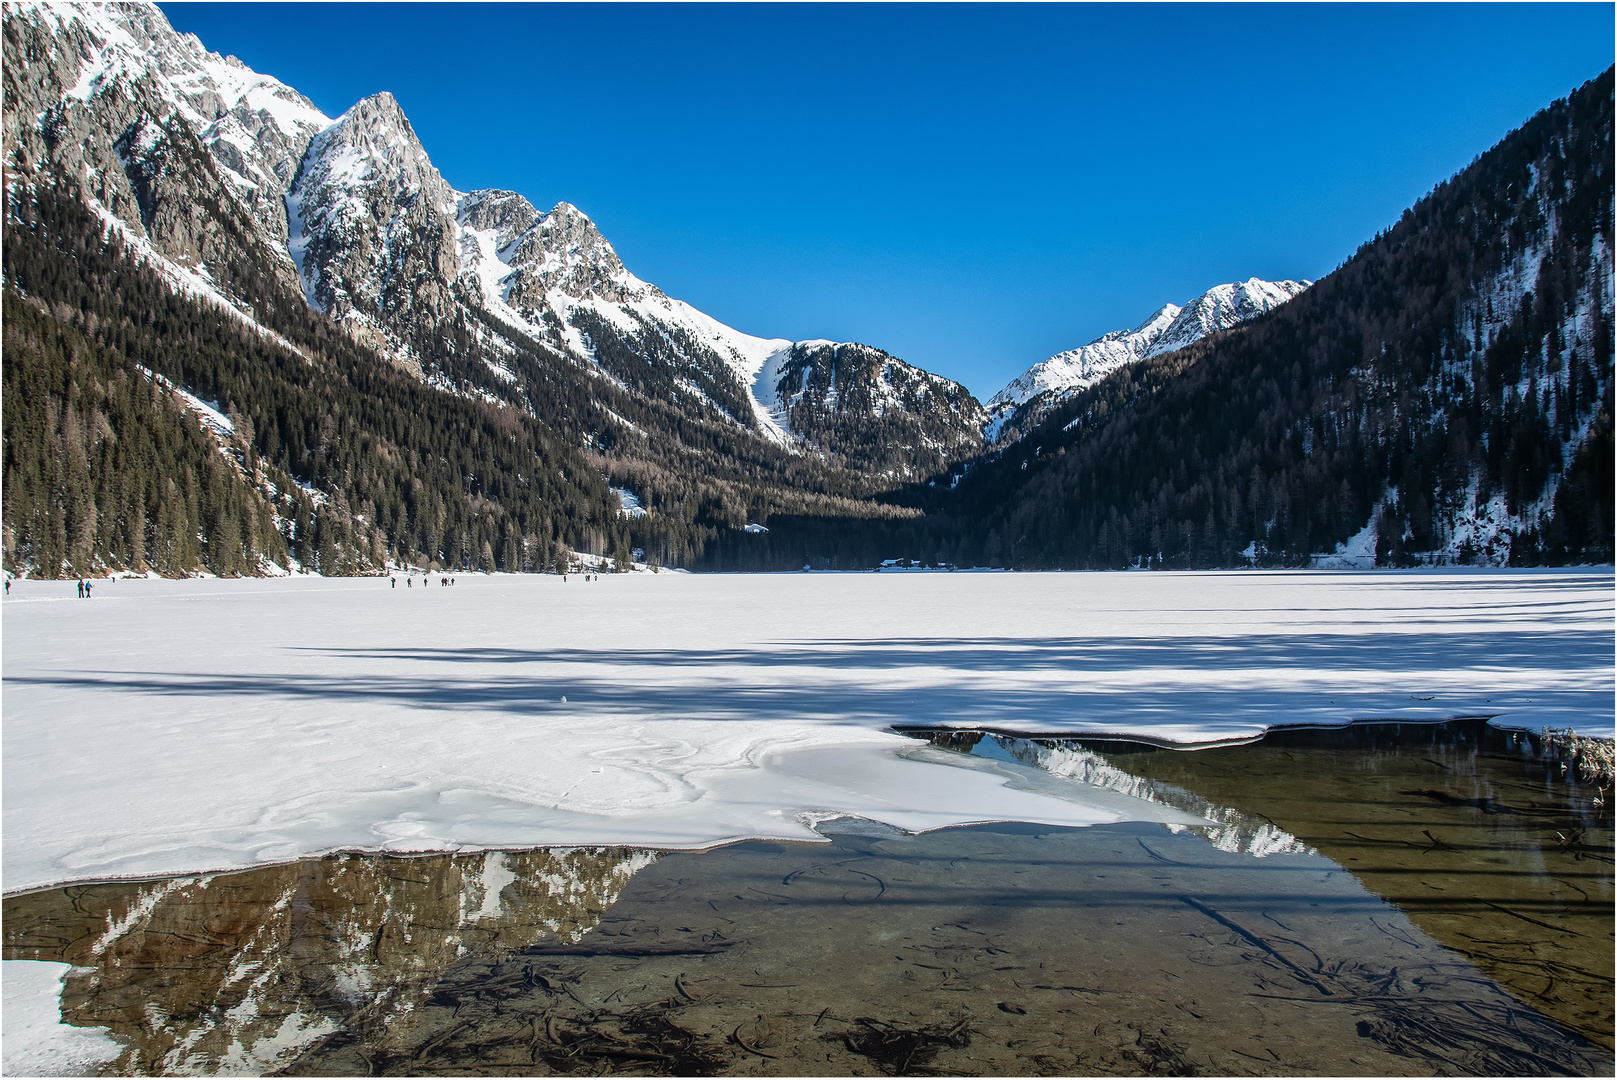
[990,738,1313,858]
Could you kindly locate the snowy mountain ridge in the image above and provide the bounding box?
[985,278,1311,441]
[4,0,980,470]
[7,0,331,254]
[452,188,798,443]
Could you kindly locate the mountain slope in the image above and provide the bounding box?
[938,70,1613,569]
[2,178,630,578]
[2,0,325,317]
[758,341,987,478]
[985,278,1310,443]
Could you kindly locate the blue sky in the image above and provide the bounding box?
[160,2,1614,398]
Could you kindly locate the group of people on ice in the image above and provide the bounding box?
[387,571,604,587]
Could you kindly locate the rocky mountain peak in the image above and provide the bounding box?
[1150,278,1309,356]
[287,89,460,346]
[503,201,634,305]
[457,189,539,249]
[316,92,454,215]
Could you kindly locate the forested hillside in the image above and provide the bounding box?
[767,341,987,479]
[2,180,620,576]
[719,70,1613,570]
[3,289,292,577]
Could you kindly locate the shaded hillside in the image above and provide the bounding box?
[2,290,293,577]
[767,341,987,479]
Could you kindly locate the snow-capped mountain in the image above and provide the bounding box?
[2,1,327,303]
[453,187,798,443]
[985,278,1311,442]
[286,90,462,368]
[3,1,981,477]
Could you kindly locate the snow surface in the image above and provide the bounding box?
[136,366,234,440]
[1,961,124,1076]
[611,486,648,518]
[2,569,1610,893]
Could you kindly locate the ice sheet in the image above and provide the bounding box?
[3,569,1610,891]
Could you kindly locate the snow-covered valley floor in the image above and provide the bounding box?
[3,568,1611,892]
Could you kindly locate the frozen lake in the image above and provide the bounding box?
[3,568,1612,891]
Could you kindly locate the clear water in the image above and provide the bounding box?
[4,720,1610,1076]
[914,719,1614,1055]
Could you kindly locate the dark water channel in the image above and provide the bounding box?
[4,721,1611,1076]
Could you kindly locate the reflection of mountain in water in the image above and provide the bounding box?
[969,734,1313,858]
[3,848,656,1074]
[922,721,1614,1053]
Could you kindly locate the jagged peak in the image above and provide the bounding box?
[461,188,533,213]
[986,278,1311,420]
[457,188,539,245]
[301,89,454,212]
[528,201,623,265]
[332,90,412,136]
[1142,302,1182,325]
[545,200,592,225]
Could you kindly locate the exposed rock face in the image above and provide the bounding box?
[505,201,637,306]
[287,92,462,354]
[2,1,322,305]
[455,187,537,245]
